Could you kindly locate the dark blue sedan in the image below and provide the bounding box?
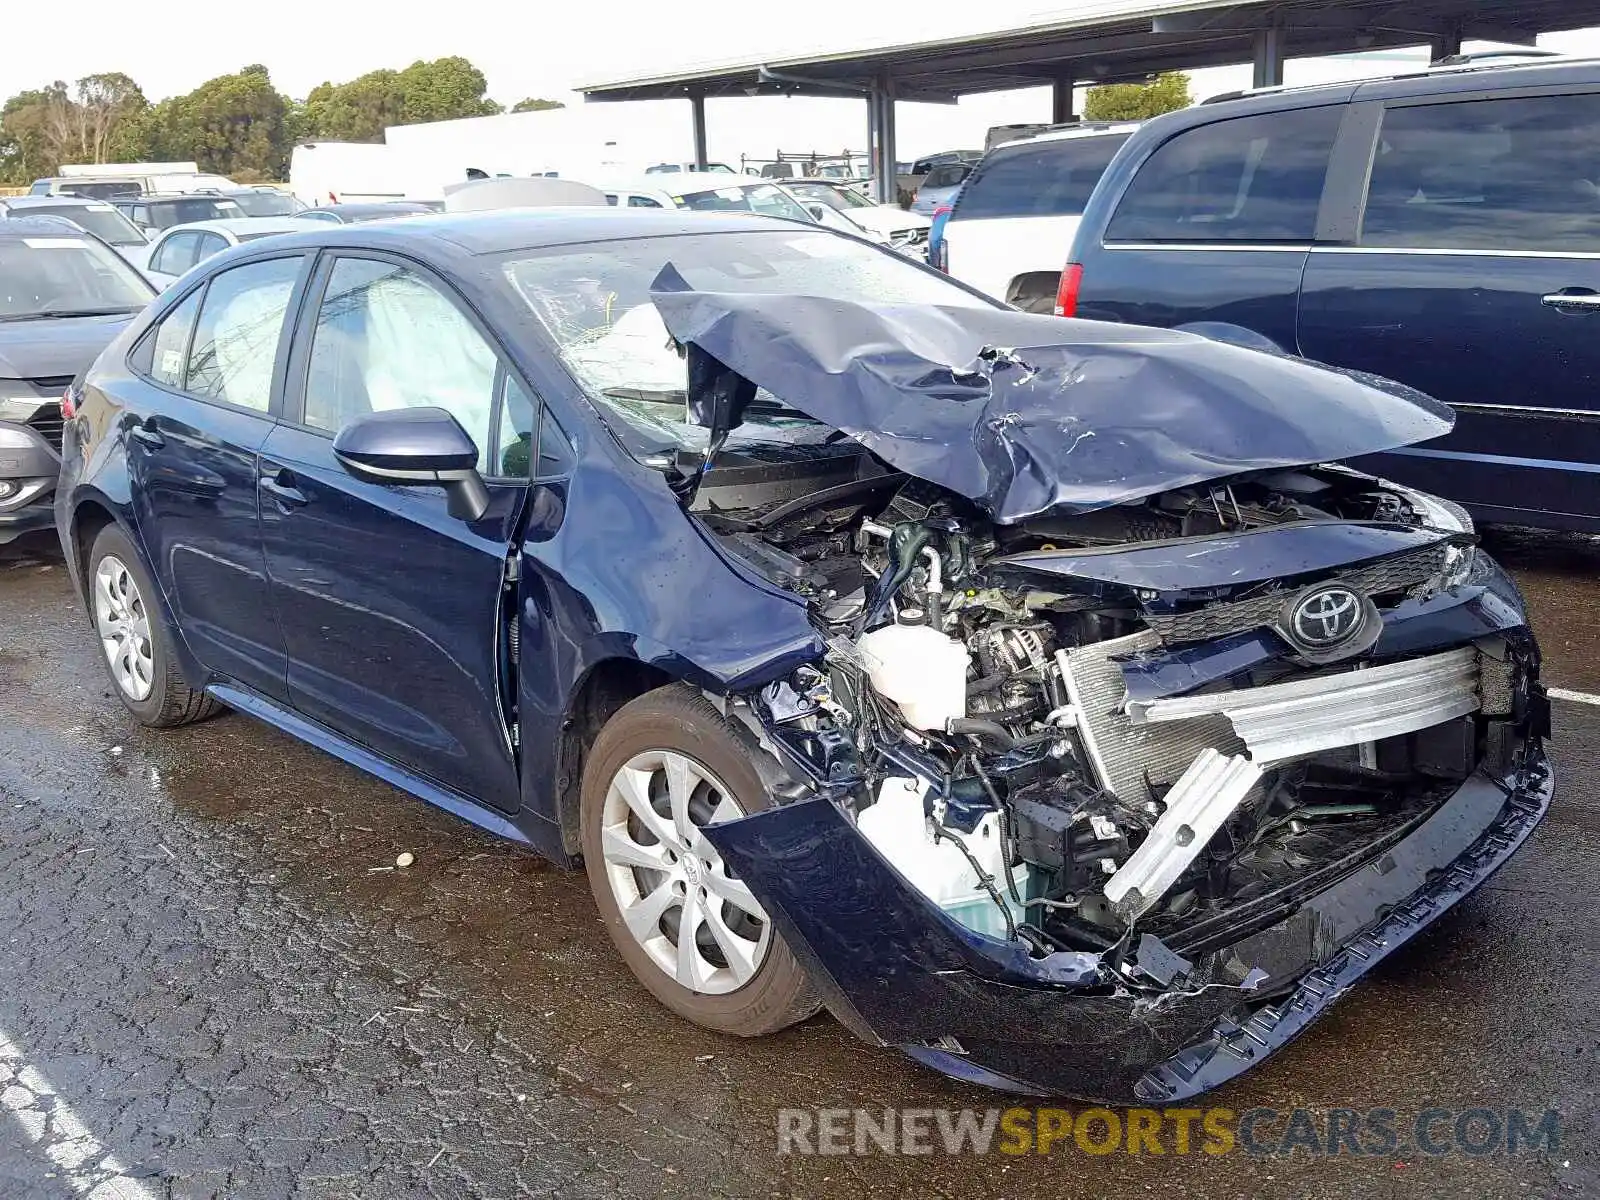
[56,209,1551,1101]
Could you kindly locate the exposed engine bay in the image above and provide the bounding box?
[698,454,1532,966]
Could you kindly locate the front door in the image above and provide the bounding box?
[259,253,534,811]
[126,254,309,700]
[1298,89,1600,527]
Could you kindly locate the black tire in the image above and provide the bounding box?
[86,523,221,728]
[580,685,819,1036]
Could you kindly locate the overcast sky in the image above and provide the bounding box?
[6,3,1598,163]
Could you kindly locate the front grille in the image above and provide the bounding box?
[25,410,64,454]
[1144,543,1450,646]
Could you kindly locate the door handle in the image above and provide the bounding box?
[259,467,308,509]
[128,419,165,449]
[1541,289,1600,312]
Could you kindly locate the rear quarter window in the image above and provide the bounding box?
[1360,93,1600,253]
[1106,107,1341,242]
[954,135,1129,220]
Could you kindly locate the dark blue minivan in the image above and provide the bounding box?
[1064,57,1600,532]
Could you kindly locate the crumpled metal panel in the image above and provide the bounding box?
[1131,647,1481,763]
[648,266,1455,524]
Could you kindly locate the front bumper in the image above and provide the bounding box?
[0,421,60,545]
[707,749,1552,1102]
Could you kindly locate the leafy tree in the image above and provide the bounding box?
[0,76,147,182]
[1083,71,1191,121]
[143,65,292,179]
[301,57,501,141]
[511,97,565,113]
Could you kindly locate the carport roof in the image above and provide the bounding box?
[579,0,1600,100]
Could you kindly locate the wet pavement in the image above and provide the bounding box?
[0,530,1597,1199]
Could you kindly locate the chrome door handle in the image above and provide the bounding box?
[1541,290,1600,311]
[259,469,307,508]
[128,423,165,449]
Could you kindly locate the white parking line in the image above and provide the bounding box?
[0,1027,158,1199]
[1549,686,1600,707]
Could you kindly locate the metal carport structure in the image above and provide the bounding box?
[580,0,1600,201]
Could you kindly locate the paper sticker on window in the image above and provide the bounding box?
[23,238,86,249]
[160,349,183,377]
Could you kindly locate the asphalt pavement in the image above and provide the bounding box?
[0,528,1595,1199]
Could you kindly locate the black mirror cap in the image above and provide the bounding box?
[332,406,490,521]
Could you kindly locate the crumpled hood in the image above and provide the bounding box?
[649,267,1454,524]
[0,313,133,381]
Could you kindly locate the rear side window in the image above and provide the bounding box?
[1106,107,1341,242]
[921,163,971,190]
[955,135,1129,220]
[185,256,303,412]
[1361,94,1600,253]
[146,290,203,388]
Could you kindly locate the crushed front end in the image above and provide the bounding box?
[701,471,1550,1100]
[649,281,1551,1100]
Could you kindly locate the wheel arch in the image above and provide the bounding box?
[551,657,677,858]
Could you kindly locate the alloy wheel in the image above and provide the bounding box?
[599,750,772,995]
[92,555,155,702]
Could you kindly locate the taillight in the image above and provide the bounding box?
[60,385,77,420]
[1054,263,1083,318]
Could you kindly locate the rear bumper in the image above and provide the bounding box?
[707,749,1551,1102]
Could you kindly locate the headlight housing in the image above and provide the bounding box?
[0,394,50,423]
[1400,486,1477,588]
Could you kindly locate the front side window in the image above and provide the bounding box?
[956,136,1129,220]
[302,257,508,475]
[1361,94,1600,252]
[1106,107,1341,242]
[185,255,303,412]
[501,228,990,458]
[628,195,663,209]
[151,233,199,277]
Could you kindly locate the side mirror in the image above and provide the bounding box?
[805,204,828,223]
[332,406,490,521]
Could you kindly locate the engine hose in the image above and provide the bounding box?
[966,672,1009,697]
[970,756,1024,905]
[932,819,1018,943]
[945,717,1015,751]
[861,523,932,630]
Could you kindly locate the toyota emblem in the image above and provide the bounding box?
[1290,586,1363,647]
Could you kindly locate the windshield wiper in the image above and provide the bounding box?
[0,306,140,323]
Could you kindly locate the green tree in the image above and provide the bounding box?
[1083,71,1191,121]
[143,65,291,179]
[301,57,501,141]
[0,76,147,182]
[511,97,565,113]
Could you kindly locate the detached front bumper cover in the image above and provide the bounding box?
[706,751,1551,1102]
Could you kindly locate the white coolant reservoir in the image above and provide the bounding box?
[856,622,969,731]
[856,778,1029,939]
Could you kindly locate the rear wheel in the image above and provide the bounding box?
[87,524,221,728]
[580,685,818,1035]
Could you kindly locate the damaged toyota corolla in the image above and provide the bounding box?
[57,210,1551,1103]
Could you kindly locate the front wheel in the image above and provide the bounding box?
[580,685,818,1036]
[86,524,221,728]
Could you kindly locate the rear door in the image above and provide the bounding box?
[1074,105,1344,351]
[124,254,310,700]
[1298,88,1600,527]
[259,251,533,811]
[944,131,1130,309]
